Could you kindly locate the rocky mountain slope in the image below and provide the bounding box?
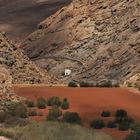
[0,66,22,110]
[0,32,50,84]
[22,0,140,86]
[0,0,71,41]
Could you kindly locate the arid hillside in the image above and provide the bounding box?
[0,32,50,84]
[0,0,71,41]
[22,0,140,86]
[0,66,23,111]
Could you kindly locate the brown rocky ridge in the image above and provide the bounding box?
[0,32,50,84]
[22,0,140,87]
[0,66,22,111]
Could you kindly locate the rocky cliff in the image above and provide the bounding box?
[0,32,50,84]
[0,66,22,110]
[22,0,140,86]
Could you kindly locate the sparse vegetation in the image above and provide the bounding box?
[26,100,34,108]
[37,97,47,109]
[10,122,114,140]
[96,80,113,87]
[68,81,78,87]
[90,119,105,129]
[47,107,62,121]
[47,96,61,106]
[0,130,13,139]
[62,112,82,125]
[115,109,127,118]
[79,81,94,87]
[5,102,28,118]
[61,98,69,110]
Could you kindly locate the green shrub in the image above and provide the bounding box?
[107,121,117,128]
[68,81,78,87]
[96,80,112,87]
[47,107,62,121]
[0,130,13,138]
[26,100,34,108]
[79,81,94,87]
[90,119,105,129]
[118,121,130,131]
[37,98,47,109]
[115,116,134,126]
[47,96,61,106]
[115,109,127,118]
[6,102,28,118]
[62,112,82,124]
[28,109,37,116]
[61,98,69,110]
[101,111,111,117]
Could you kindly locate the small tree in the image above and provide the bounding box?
[47,107,62,121]
[101,111,111,117]
[115,109,127,118]
[47,96,61,106]
[68,81,78,87]
[61,98,69,110]
[37,97,47,109]
[62,112,82,124]
[26,100,34,108]
[79,81,94,87]
[90,119,105,129]
[5,102,28,118]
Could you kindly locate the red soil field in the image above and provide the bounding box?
[13,86,140,140]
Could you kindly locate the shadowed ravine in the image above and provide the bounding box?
[0,0,71,42]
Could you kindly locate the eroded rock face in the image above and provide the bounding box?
[23,0,140,86]
[0,66,22,110]
[0,32,50,84]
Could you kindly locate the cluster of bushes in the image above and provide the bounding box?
[0,102,28,125]
[62,112,82,124]
[115,109,134,131]
[46,107,82,125]
[68,80,120,87]
[47,107,62,121]
[90,109,135,131]
[26,96,69,110]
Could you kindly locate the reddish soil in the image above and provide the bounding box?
[13,86,140,140]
